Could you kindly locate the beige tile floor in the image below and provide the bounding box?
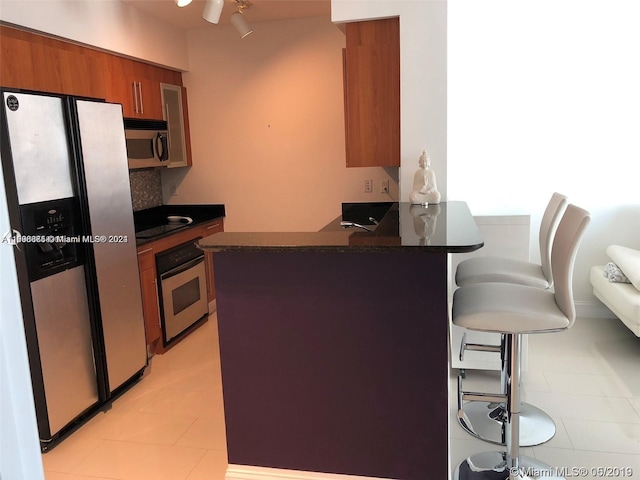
[450,316,640,478]
[42,313,640,480]
[42,314,227,480]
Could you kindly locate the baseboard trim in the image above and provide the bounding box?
[575,300,616,319]
[225,464,395,480]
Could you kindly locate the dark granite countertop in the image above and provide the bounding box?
[134,204,225,246]
[198,202,483,253]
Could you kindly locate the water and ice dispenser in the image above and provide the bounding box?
[19,197,83,281]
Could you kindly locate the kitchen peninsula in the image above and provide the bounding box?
[198,202,483,480]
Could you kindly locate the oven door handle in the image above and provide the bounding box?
[160,255,205,280]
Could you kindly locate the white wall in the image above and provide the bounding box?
[0,0,189,70]
[333,0,640,312]
[0,159,45,480]
[162,16,398,232]
[448,1,640,312]
[332,0,447,203]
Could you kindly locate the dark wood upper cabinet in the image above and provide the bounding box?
[343,18,400,168]
[1,25,193,165]
[1,26,183,122]
[0,26,107,99]
[104,56,182,120]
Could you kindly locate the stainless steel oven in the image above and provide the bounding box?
[156,239,208,346]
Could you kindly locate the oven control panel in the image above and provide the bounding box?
[155,238,204,275]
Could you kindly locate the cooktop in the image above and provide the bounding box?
[135,223,187,239]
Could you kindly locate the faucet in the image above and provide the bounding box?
[340,221,373,232]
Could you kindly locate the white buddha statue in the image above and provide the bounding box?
[409,150,441,205]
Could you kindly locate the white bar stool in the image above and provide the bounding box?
[452,204,590,479]
[455,192,568,447]
[455,192,568,289]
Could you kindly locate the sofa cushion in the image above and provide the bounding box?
[591,265,640,336]
[606,245,640,291]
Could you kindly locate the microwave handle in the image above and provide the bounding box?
[155,132,169,162]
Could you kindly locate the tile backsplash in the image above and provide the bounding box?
[129,169,162,211]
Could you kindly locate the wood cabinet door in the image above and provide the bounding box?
[343,18,400,168]
[135,63,164,120]
[0,34,37,91]
[137,249,162,351]
[181,86,193,165]
[161,83,191,167]
[200,220,224,302]
[104,55,138,117]
[104,56,164,120]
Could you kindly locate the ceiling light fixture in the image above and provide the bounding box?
[230,0,253,38]
[230,12,253,38]
[175,0,193,7]
[202,0,225,24]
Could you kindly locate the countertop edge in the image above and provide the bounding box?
[196,202,483,253]
[198,243,484,254]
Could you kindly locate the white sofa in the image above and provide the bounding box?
[590,245,640,337]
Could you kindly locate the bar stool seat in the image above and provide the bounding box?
[452,204,590,480]
[454,282,569,333]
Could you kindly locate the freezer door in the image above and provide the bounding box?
[2,92,74,204]
[30,266,99,436]
[75,100,147,392]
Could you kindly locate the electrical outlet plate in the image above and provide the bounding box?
[380,179,389,193]
[364,179,373,193]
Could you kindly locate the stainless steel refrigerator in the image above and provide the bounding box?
[0,90,147,451]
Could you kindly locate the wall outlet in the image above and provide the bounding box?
[169,183,179,196]
[380,179,389,194]
[364,179,373,193]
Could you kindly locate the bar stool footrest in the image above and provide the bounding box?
[458,400,556,447]
[455,451,566,479]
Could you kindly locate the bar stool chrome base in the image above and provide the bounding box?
[459,401,556,446]
[455,452,565,479]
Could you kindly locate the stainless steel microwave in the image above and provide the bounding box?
[124,118,169,169]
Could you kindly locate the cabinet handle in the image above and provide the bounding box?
[138,81,144,115]
[132,81,139,114]
[138,247,153,255]
[206,223,221,230]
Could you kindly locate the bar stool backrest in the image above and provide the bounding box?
[539,192,569,288]
[551,204,591,328]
